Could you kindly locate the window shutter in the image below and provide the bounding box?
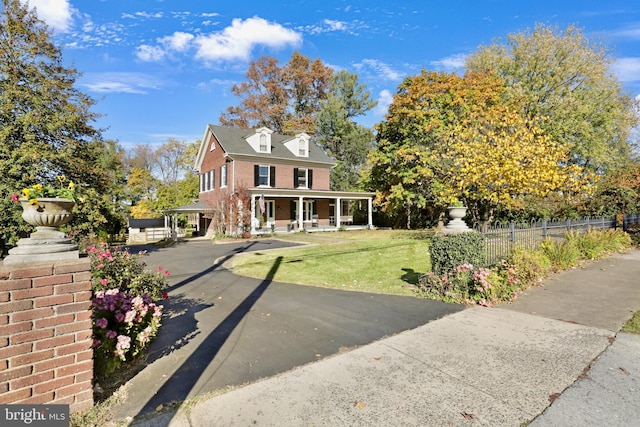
[212,170,215,189]
[308,169,313,189]
[270,166,276,187]
[254,165,259,186]
[290,200,296,220]
[313,201,317,215]
[293,168,299,187]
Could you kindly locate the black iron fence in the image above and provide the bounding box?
[476,216,624,265]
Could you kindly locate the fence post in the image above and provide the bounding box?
[509,222,515,251]
[542,219,547,240]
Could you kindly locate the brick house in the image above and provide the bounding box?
[170,125,374,236]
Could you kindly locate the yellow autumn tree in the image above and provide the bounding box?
[439,106,589,225]
[365,69,591,227]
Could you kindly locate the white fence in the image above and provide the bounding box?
[127,227,187,244]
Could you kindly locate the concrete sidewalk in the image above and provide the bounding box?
[128,250,640,427]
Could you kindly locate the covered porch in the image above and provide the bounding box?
[248,188,375,235]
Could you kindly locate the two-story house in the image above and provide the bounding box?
[169,124,374,236]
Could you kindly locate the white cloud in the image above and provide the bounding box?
[607,23,640,40]
[430,53,468,70]
[135,44,166,62]
[159,32,195,52]
[194,16,301,62]
[613,57,640,82]
[374,89,393,117]
[133,16,301,64]
[301,19,366,36]
[22,0,74,33]
[358,59,402,81]
[81,72,162,94]
[135,32,195,61]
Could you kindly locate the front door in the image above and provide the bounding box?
[257,199,275,226]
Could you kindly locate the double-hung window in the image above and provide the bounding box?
[200,170,215,192]
[255,165,275,187]
[220,164,228,188]
[293,168,313,189]
[258,166,269,186]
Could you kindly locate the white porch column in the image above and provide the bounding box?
[173,214,178,240]
[298,196,304,229]
[336,197,342,228]
[251,194,257,233]
[367,197,373,228]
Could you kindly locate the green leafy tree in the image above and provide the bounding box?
[0,0,121,246]
[314,70,377,191]
[364,70,588,227]
[125,140,198,219]
[219,51,332,134]
[467,24,638,174]
[364,71,504,227]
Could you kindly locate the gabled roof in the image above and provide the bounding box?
[195,125,335,172]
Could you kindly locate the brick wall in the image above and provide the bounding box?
[0,258,94,413]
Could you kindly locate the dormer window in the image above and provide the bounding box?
[283,133,310,157]
[247,127,273,153]
[260,134,268,152]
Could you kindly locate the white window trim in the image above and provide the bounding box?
[220,164,228,188]
[297,168,308,188]
[258,165,270,187]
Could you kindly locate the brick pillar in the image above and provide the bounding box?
[0,258,94,413]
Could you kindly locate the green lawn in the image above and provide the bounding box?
[230,230,432,295]
[622,311,640,334]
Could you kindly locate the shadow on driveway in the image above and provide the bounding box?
[111,239,463,422]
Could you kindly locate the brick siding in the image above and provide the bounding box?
[0,258,94,413]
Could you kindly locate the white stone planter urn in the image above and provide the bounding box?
[20,198,75,230]
[443,205,471,233]
[4,198,79,264]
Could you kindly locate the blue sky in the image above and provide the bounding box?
[15,0,640,149]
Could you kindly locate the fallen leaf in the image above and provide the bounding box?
[461,412,475,420]
[373,357,381,361]
[156,404,163,412]
[315,354,322,357]
[217,296,223,300]
[354,401,366,410]
[549,392,561,403]
[620,367,630,375]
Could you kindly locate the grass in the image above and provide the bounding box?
[231,229,432,296]
[621,311,640,334]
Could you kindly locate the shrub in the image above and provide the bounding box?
[601,228,633,251]
[627,223,640,246]
[429,231,485,275]
[417,262,521,306]
[78,234,169,379]
[566,230,605,259]
[540,238,581,271]
[507,247,551,286]
[419,228,632,306]
[418,264,475,302]
[85,238,168,300]
[92,289,163,376]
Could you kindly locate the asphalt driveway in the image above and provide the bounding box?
[112,238,463,422]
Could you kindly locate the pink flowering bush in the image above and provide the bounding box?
[92,289,163,376]
[417,261,523,306]
[85,237,168,300]
[77,234,169,378]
